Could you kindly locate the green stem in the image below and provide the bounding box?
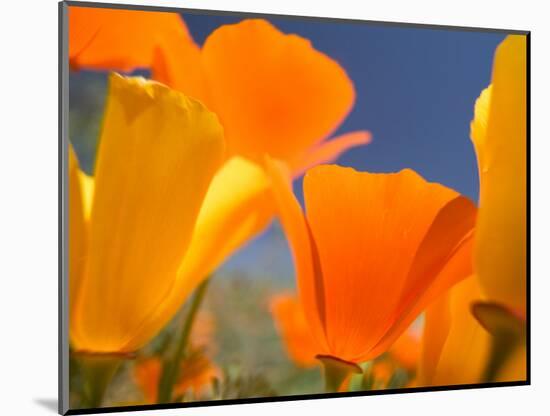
[324,364,349,393]
[78,354,123,408]
[157,278,211,403]
[318,355,362,393]
[471,301,526,383]
[360,361,374,391]
[483,331,522,383]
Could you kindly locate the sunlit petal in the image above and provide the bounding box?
[303,166,467,361]
[68,145,88,325]
[472,35,527,316]
[121,156,274,351]
[77,170,94,220]
[289,131,371,177]
[200,19,355,162]
[419,276,491,386]
[71,74,224,353]
[268,163,476,364]
[264,157,330,353]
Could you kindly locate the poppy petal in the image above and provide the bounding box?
[264,157,330,353]
[68,6,193,72]
[71,74,224,353]
[200,19,355,163]
[121,156,274,351]
[68,145,88,327]
[303,167,459,361]
[151,35,206,102]
[78,170,94,220]
[400,196,477,303]
[470,85,492,175]
[420,276,491,386]
[473,35,527,316]
[289,131,372,177]
[367,199,476,361]
[133,358,161,403]
[178,156,274,291]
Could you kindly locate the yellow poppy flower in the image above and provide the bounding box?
[417,35,527,387]
[70,73,225,354]
[68,146,88,319]
[471,35,527,317]
[417,276,491,386]
[418,274,526,386]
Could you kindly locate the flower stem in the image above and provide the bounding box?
[77,354,123,408]
[471,301,526,382]
[317,355,362,393]
[157,278,211,403]
[483,330,523,382]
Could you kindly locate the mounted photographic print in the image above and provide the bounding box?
[59,1,530,414]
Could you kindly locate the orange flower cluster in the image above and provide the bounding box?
[68,7,370,355]
[67,5,527,405]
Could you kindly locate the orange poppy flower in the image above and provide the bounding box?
[68,6,197,73]
[265,161,477,365]
[155,18,370,171]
